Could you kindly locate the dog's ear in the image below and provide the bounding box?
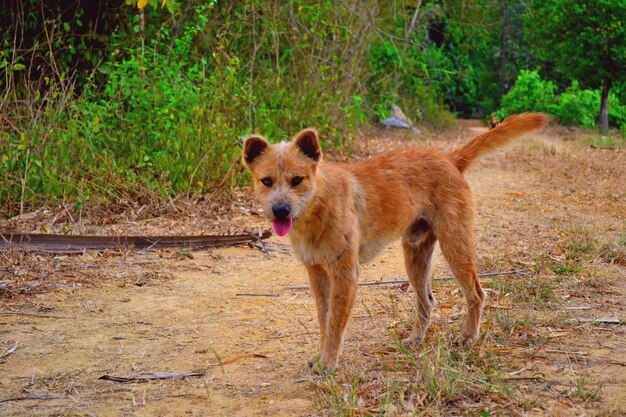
[243,135,269,165]
[293,129,321,162]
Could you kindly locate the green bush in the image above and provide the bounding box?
[367,40,455,131]
[1,1,377,215]
[555,81,600,128]
[501,73,626,129]
[501,70,557,114]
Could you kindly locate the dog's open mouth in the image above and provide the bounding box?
[272,218,293,237]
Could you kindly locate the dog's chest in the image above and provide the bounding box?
[290,232,349,267]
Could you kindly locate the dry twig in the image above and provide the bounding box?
[285,269,527,290]
[236,293,280,297]
[99,372,204,383]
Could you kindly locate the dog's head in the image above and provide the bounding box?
[242,129,322,237]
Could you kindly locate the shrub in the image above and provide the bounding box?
[0,1,377,216]
[555,81,599,128]
[501,70,557,114]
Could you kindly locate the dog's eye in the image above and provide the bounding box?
[261,177,273,187]
[291,176,304,187]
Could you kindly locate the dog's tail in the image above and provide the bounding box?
[450,113,548,173]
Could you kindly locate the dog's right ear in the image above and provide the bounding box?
[243,135,269,166]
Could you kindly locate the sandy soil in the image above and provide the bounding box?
[1,122,624,416]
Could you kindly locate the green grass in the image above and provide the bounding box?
[580,135,625,149]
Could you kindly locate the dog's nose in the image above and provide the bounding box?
[272,204,291,220]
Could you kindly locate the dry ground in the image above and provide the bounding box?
[1,122,624,416]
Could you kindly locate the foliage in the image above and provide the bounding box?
[2,0,626,216]
[501,70,557,114]
[556,82,600,128]
[1,0,376,215]
[526,0,626,130]
[501,71,626,128]
[526,0,626,89]
[367,0,505,121]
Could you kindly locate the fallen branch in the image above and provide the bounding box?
[0,393,66,403]
[99,371,204,383]
[545,349,588,355]
[563,306,592,311]
[564,317,621,325]
[285,269,527,290]
[0,230,271,253]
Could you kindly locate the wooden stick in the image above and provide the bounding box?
[285,269,527,290]
[545,349,588,355]
[564,317,620,325]
[236,293,280,297]
[99,371,204,383]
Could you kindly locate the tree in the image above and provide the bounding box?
[526,0,626,132]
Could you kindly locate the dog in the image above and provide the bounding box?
[242,113,547,370]
[490,113,500,129]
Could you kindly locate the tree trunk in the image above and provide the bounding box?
[499,1,509,97]
[599,77,611,134]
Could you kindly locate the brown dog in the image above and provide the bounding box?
[243,113,547,370]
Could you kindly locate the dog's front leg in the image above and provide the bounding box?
[319,258,358,371]
[305,264,330,365]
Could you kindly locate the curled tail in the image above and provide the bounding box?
[451,113,548,172]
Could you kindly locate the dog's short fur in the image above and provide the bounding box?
[243,113,547,370]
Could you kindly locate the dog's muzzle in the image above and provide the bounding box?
[272,204,291,220]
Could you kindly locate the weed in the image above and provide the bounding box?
[486,275,556,304]
[550,263,582,275]
[571,373,603,401]
[580,135,625,149]
[490,309,536,337]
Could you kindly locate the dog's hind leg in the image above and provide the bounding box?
[435,203,486,344]
[401,218,437,345]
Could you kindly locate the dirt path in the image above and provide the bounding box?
[1,123,624,416]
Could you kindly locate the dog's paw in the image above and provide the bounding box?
[308,361,337,375]
[308,356,337,375]
[456,332,479,347]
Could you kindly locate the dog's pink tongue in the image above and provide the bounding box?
[272,218,293,237]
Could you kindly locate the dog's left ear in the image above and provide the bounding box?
[243,135,269,166]
[293,129,322,162]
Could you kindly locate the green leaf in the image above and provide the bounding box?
[12,63,26,71]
